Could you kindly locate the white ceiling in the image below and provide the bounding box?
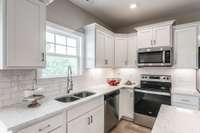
[69,0,200,28]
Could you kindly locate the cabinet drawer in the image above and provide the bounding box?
[67,96,104,122]
[172,94,199,106]
[18,112,66,133]
[172,102,199,110]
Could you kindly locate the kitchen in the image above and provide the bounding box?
[0,0,200,133]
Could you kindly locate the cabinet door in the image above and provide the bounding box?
[104,35,114,67]
[119,89,134,119]
[68,113,89,133]
[153,26,171,47]
[127,36,137,67]
[6,0,46,67]
[174,26,197,68]
[115,38,128,67]
[137,29,153,48]
[89,105,104,133]
[96,30,106,67]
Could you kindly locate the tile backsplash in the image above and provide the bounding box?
[0,68,197,108]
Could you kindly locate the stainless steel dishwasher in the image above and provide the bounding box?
[104,90,120,133]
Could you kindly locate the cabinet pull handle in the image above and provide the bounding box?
[91,115,93,124]
[181,99,190,102]
[125,60,128,65]
[105,59,108,65]
[151,40,153,46]
[41,52,45,62]
[88,117,90,125]
[38,124,51,132]
[47,126,62,133]
[154,40,156,45]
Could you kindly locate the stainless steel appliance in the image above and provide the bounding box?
[104,90,120,133]
[134,75,171,128]
[137,47,173,67]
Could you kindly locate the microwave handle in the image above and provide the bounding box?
[174,48,177,65]
[162,51,165,63]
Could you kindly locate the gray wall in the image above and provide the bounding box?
[47,0,110,32]
[115,10,200,33]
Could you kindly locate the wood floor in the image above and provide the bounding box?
[110,120,151,133]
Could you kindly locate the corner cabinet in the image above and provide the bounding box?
[173,23,198,69]
[136,20,175,49]
[0,0,46,69]
[114,34,137,68]
[85,24,114,68]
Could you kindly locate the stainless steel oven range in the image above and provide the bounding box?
[134,74,171,128]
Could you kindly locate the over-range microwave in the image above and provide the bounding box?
[137,47,173,67]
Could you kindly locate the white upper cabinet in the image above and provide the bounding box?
[115,34,137,68]
[104,34,115,67]
[136,20,175,49]
[127,35,137,67]
[0,0,46,69]
[85,24,114,68]
[137,29,153,49]
[115,37,128,67]
[153,25,171,47]
[174,24,198,68]
[96,30,106,67]
[199,25,200,46]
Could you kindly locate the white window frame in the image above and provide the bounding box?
[38,21,84,79]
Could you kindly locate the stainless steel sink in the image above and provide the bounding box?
[55,96,80,103]
[55,91,95,103]
[73,91,95,98]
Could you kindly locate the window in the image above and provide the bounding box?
[41,23,83,78]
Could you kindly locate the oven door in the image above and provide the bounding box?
[134,90,171,117]
[134,89,171,128]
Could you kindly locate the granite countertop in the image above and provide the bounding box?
[0,84,136,132]
[152,105,200,133]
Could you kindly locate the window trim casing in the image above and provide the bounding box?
[38,21,84,79]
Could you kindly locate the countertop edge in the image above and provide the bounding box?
[0,84,136,132]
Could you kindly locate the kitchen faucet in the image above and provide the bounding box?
[66,66,73,94]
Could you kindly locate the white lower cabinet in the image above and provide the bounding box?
[172,94,200,110]
[68,112,89,133]
[17,112,66,133]
[68,105,104,133]
[119,88,134,120]
[89,105,104,133]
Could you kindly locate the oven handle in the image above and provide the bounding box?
[134,89,171,96]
